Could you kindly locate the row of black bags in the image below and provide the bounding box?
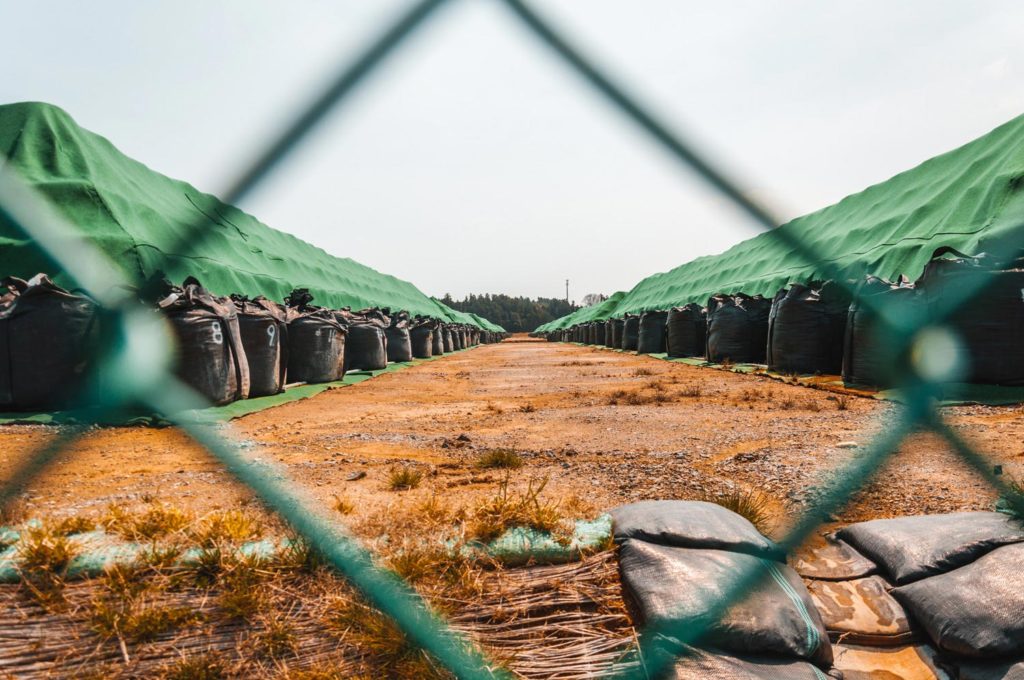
[0,275,502,410]
[544,248,1024,387]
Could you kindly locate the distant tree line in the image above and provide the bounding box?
[439,293,579,333]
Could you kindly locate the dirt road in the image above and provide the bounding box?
[1,336,1018,534]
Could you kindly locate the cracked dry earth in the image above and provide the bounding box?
[1,335,1020,535]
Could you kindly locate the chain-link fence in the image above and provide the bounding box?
[2,0,1022,678]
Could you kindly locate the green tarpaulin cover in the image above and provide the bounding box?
[538,113,1024,332]
[0,102,502,332]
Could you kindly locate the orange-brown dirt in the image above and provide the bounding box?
[1,335,1020,534]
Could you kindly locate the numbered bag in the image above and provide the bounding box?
[232,295,289,397]
[158,279,250,405]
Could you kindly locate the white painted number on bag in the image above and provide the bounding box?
[210,321,223,345]
[266,324,277,346]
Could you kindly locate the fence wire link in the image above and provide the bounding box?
[2,1,1023,678]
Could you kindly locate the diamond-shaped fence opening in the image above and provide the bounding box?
[2,0,1023,678]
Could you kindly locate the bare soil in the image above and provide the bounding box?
[1,335,1019,533]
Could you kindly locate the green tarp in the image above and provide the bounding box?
[537,113,1024,332]
[0,102,502,332]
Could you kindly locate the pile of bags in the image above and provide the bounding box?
[544,247,1024,388]
[0,275,501,411]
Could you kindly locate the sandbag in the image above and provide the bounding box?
[660,643,842,680]
[0,274,99,410]
[767,282,850,375]
[959,659,1024,680]
[159,279,250,405]
[385,312,413,363]
[836,512,1024,585]
[594,321,607,346]
[622,315,640,351]
[285,311,346,384]
[343,311,388,371]
[604,320,615,347]
[611,318,625,349]
[231,295,288,397]
[432,324,445,355]
[611,501,780,559]
[443,327,454,353]
[619,540,832,667]
[667,304,706,358]
[917,248,1024,385]
[892,542,1024,658]
[410,320,435,359]
[841,277,924,387]
[638,310,669,354]
[706,294,771,364]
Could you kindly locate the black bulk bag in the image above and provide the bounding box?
[159,279,250,405]
[0,274,99,410]
[385,312,413,363]
[842,277,923,387]
[451,326,463,351]
[604,320,615,347]
[666,304,706,358]
[766,282,851,375]
[433,324,446,355]
[342,309,389,371]
[231,295,288,397]
[284,289,346,384]
[410,320,435,358]
[592,321,606,346]
[622,315,640,351]
[610,318,625,349]
[637,310,669,354]
[918,248,1024,385]
[706,294,771,364]
[443,326,454,353]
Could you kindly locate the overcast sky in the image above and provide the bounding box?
[4,1,1024,302]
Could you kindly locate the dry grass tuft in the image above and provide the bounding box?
[91,595,199,643]
[17,522,79,601]
[159,653,226,680]
[191,509,263,548]
[328,597,454,679]
[678,383,704,398]
[700,489,776,535]
[388,466,423,491]
[633,367,653,376]
[332,495,355,516]
[518,403,537,413]
[253,615,299,659]
[469,474,567,544]
[831,394,851,411]
[475,448,523,470]
[103,503,192,541]
[52,515,95,536]
[484,402,504,415]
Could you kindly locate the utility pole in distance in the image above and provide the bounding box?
[565,279,569,304]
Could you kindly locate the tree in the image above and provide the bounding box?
[439,293,579,332]
[581,293,608,307]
